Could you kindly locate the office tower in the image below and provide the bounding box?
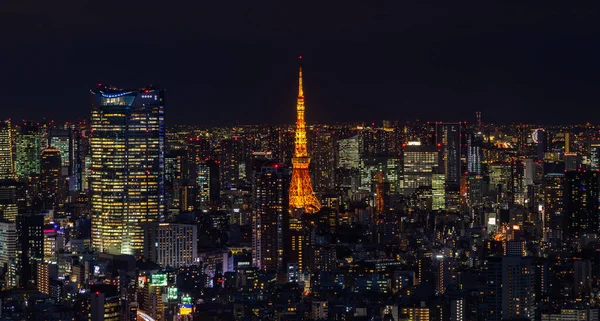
[197,159,220,207]
[37,261,58,295]
[565,132,572,154]
[484,256,535,321]
[564,171,600,240]
[434,123,463,187]
[49,127,78,191]
[467,131,483,175]
[309,128,336,194]
[90,284,121,321]
[564,153,582,171]
[543,173,565,242]
[15,213,44,288]
[219,136,244,190]
[0,120,14,179]
[16,121,41,178]
[164,149,187,210]
[534,129,547,161]
[433,255,456,295]
[402,142,438,195]
[40,147,63,210]
[337,135,360,169]
[289,60,321,213]
[90,86,165,256]
[589,140,600,171]
[252,160,289,272]
[432,172,446,210]
[0,221,16,269]
[573,259,592,299]
[143,223,197,268]
[0,180,26,222]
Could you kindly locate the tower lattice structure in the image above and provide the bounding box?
[289,58,321,213]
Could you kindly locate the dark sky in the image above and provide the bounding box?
[1,1,599,125]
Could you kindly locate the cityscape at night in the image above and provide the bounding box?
[3,1,600,321]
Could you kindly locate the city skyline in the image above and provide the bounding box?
[4,2,600,321]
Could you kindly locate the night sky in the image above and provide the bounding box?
[1,1,599,125]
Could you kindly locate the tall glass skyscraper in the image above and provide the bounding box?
[16,121,41,179]
[0,120,14,180]
[90,85,165,256]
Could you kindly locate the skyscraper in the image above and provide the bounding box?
[90,85,165,256]
[402,142,438,195]
[16,121,41,179]
[0,120,15,180]
[543,173,565,242]
[143,222,198,268]
[484,256,535,321]
[434,123,463,187]
[40,147,63,210]
[15,213,44,288]
[252,160,289,272]
[289,58,321,214]
[564,171,600,241]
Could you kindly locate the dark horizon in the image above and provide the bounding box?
[1,1,599,125]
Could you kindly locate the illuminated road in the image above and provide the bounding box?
[137,310,155,321]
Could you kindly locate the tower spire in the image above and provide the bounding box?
[289,56,321,214]
[298,56,304,98]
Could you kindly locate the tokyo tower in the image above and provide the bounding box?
[289,57,321,213]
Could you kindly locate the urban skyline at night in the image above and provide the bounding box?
[3,1,600,321]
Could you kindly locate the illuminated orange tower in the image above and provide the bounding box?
[289,57,321,213]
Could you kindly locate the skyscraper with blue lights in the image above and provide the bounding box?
[90,85,165,256]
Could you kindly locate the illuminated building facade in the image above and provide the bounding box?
[252,160,288,272]
[40,147,63,210]
[0,221,16,270]
[197,159,220,207]
[0,121,14,180]
[0,180,26,222]
[143,223,197,268]
[402,142,438,195]
[289,60,321,213]
[564,171,600,241]
[433,123,464,186]
[337,135,360,169]
[90,285,121,321]
[16,121,41,179]
[309,128,336,194]
[90,86,165,256]
[485,256,535,321]
[15,213,44,288]
[543,173,565,242]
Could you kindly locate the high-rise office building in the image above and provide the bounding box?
[15,213,44,288]
[252,160,289,273]
[16,121,41,179]
[309,129,336,194]
[402,142,438,195]
[0,180,26,222]
[543,173,565,242]
[564,171,600,240]
[434,123,464,187]
[143,223,197,268]
[90,86,165,256]
[0,221,16,269]
[337,135,360,169]
[197,159,220,207]
[0,120,15,180]
[219,136,244,190]
[40,147,63,210]
[484,256,535,321]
